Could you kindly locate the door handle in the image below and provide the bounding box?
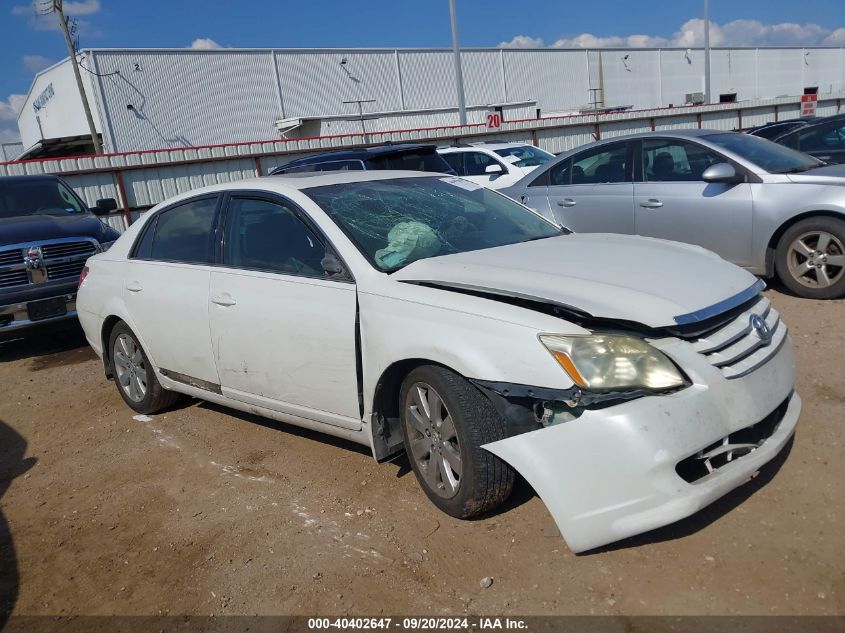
[557,198,577,208]
[640,199,664,209]
[210,293,236,307]
[125,282,143,292]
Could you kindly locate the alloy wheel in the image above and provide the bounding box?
[113,333,148,402]
[787,230,845,289]
[404,382,462,499]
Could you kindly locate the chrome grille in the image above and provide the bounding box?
[0,249,23,266]
[689,296,786,379]
[46,260,86,280]
[41,241,97,259]
[0,269,29,288]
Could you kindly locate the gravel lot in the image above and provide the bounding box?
[0,288,843,618]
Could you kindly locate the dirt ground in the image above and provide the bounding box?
[0,288,843,619]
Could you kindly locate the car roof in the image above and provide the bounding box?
[0,174,61,184]
[162,170,444,203]
[277,143,438,167]
[440,141,534,152]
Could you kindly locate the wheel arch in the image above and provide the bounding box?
[100,315,125,378]
[370,357,464,462]
[764,210,845,276]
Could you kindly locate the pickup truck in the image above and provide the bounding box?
[0,174,121,340]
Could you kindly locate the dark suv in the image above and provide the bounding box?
[772,113,845,164]
[0,175,120,340]
[269,143,455,175]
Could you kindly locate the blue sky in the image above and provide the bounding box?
[2,0,845,143]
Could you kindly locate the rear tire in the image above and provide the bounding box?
[109,321,179,414]
[399,365,514,518]
[775,216,845,299]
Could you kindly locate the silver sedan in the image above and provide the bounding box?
[502,129,845,299]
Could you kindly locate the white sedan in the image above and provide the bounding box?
[438,142,554,189]
[77,171,800,553]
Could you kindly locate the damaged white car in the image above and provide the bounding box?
[77,171,800,553]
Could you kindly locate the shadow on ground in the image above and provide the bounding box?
[0,324,88,365]
[0,420,36,628]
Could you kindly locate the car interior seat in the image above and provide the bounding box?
[652,152,676,181]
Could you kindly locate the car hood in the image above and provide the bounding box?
[0,213,114,248]
[786,163,845,185]
[391,234,759,329]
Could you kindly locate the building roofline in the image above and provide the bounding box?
[77,45,845,54]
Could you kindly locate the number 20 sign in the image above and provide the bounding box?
[486,112,502,129]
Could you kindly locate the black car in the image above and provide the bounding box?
[0,175,120,340]
[746,118,813,140]
[772,113,845,164]
[269,143,455,175]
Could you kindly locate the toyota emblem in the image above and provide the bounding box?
[749,314,772,343]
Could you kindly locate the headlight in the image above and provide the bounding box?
[98,240,117,252]
[539,334,685,391]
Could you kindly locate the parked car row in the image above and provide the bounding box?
[502,129,845,300]
[748,113,845,165]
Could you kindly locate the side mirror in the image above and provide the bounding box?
[701,163,744,184]
[321,253,345,277]
[485,164,505,175]
[91,198,118,215]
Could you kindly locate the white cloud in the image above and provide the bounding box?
[0,95,26,122]
[10,0,99,33]
[0,95,26,144]
[823,28,845,46]
[62,0,101,15]
[189,38,223,50]
[23,54,54,72]
[501,18,845,49]
[498,35,544,48]
[11,0,100,16]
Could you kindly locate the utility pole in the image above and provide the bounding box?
[448,0,467,126]
[703,0,712,104]
[50,0,102,153]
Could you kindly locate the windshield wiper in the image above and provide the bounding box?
[773,166,814,174]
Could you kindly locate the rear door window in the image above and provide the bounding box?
[145,197,218,264]
[549,142,629,185]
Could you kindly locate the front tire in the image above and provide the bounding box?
[775,217,845,299]
[399,365,514,518]
[109,322,179,414]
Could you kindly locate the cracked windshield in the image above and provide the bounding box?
[304,176,562,271]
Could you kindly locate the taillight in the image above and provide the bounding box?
[79,265,89,287]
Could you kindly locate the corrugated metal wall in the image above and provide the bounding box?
[601,50,662,109]
[504,50,591,113]
[93,51,280,152]
[13,46,845,156]
[276,50,401,117]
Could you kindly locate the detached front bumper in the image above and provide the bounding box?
[481,334,799,553]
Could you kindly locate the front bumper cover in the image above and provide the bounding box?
[480,334,799,553]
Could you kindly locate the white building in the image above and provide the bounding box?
[15,46,845,159]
